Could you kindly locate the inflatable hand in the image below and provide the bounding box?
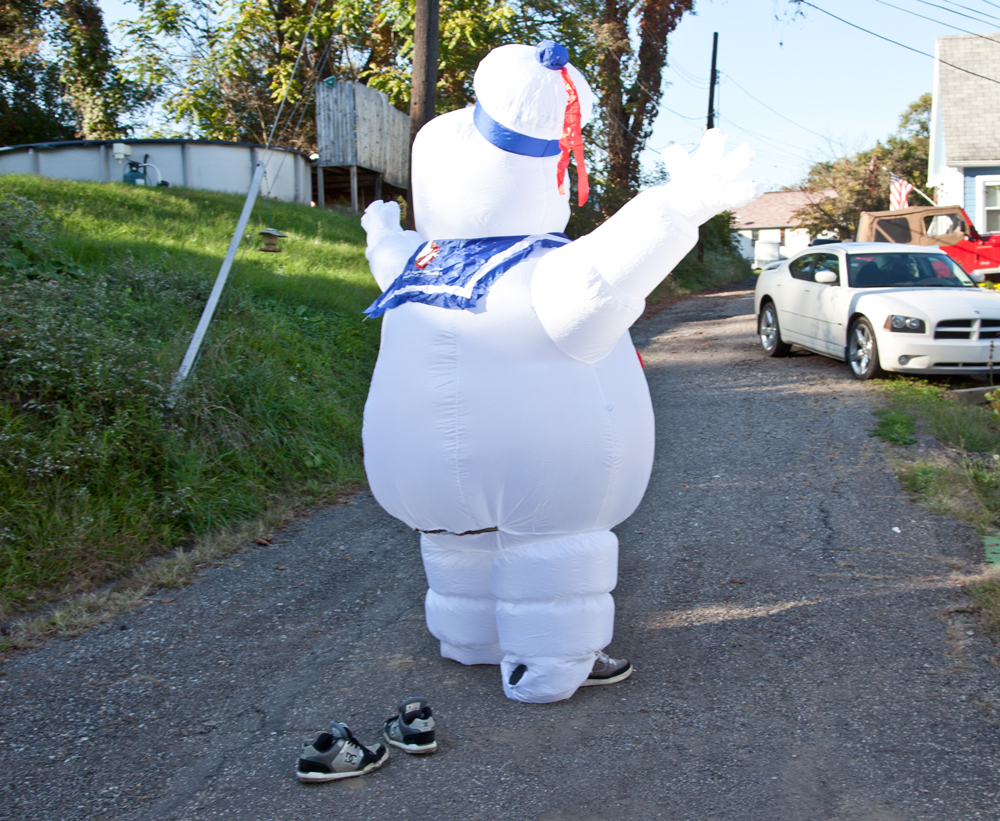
[361,199,403,241]
[361,200,423,291]
[533,129,762,363]
[658,129,763,226]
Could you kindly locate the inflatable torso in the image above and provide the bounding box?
[363,248,655,536]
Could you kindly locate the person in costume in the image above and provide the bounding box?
[360,40,761,703]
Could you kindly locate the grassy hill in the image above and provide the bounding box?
[0,176,381,615]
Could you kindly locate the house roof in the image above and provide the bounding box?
[732,189,837,230]
[937,33,1000,165]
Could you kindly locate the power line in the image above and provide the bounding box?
[915,0,1000,26]
[717,116,822,164]
[719,72,841,145]
[944,0,1000,20]
[264,0,322,150]
[873,0,1000,43]
[797,0,1000,86]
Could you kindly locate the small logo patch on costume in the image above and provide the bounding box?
[415,242,440,269]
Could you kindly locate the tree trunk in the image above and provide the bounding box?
[599,0,692,216]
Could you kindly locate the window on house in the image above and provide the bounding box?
[751,229,759,241]
[986,184,1000,233]
[780,228,786,245]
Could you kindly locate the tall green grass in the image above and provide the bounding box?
[0,177,382,614]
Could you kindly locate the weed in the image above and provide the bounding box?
[872,407,917,445]
[965,569,1000,638]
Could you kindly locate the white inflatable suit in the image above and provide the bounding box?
[361,41,761,703]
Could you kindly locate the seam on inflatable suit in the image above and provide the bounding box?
[447,309,471,524]
[585,363,622,531]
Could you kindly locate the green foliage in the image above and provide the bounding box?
[0,177,380,614]
[898,463,946,496]
[872,407,917,446]
[0,0,147,142]
[56,0,149,138]
[117,0,595,150]
[0,55,77,144]
[792,94,932,240]
[647,211,753,302]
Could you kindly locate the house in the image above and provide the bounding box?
[732,189,837,267]
[928,33,1000,232]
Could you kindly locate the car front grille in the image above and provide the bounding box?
[933,318,1000,340]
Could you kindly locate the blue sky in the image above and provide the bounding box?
[100,0,991,191]
[649,0,969,190]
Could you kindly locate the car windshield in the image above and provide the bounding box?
[846,252,975,288]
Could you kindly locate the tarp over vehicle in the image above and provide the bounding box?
[856,205,972,247]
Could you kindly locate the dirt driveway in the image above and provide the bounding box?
[3,286,1000,820]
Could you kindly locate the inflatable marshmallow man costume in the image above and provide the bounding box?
[361,41,761,703]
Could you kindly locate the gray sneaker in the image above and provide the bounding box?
[579,651,633,686]
[383,696,437,754]
[296,721,389,782]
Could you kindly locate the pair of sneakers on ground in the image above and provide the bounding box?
[296,651,632,783]
[297,696,437,783]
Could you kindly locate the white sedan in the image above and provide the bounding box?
[754,242,1000,379]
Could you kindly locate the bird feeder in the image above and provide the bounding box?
[258,227,288,252]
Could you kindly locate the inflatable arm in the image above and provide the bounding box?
[532,130,763,363]
[361,200,425,291]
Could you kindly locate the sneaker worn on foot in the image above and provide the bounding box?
[383,696,437,754]
[297,721,389,782]
[579,651,632,686]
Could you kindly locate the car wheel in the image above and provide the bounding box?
[759,301,791,357]
[847,317,884,380]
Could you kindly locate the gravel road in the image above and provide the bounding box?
[3,285,1000,821]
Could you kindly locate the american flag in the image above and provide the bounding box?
[889,172,913,211]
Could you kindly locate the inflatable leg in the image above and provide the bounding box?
[492,531,619,703]
[420,532,504,665]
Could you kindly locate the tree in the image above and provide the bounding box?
[792,94,932,240]
[0,0,146,144]
[118,0,596,150]
[58,0,148,138]
[594,0,693,215]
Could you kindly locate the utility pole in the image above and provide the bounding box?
[699,32,718,265]
[706,31,718,130]
[406,0,439,229]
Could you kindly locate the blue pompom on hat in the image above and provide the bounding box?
[535,40,569,70]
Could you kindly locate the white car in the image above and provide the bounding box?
[754,242,1000,379]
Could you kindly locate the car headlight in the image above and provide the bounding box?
[884,315,925,333]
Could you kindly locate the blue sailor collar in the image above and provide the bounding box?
[363,233,570,319]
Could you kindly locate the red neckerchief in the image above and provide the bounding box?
[556,68,589,206]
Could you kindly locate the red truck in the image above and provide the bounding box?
[856,205,1000,281]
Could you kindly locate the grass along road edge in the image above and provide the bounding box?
[871,378,1000,641]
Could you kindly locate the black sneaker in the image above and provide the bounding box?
[579,651,633,686]
[383,696,437,754]
[296,721,389,782]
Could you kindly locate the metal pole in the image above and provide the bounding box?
[707,32,718,130]
[406,0,439,229]
[170,160,267,401]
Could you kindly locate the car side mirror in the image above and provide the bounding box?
[815,271,838,284]
[970,270,985,284]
